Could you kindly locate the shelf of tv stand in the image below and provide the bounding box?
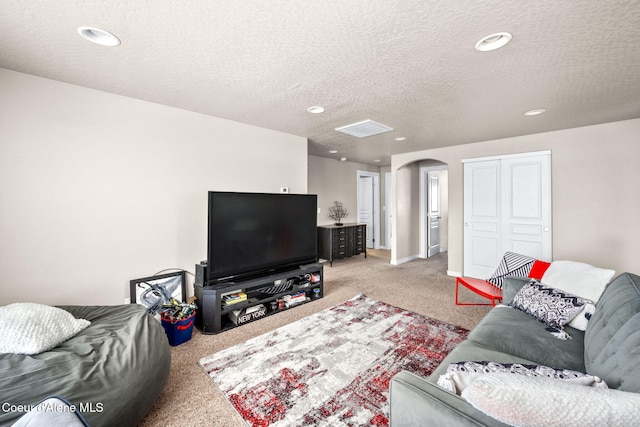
[194,263,324,334]
[219,283,315,315]
[218,294,317,333]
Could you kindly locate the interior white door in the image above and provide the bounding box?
[427,173,441,257]
[357,175,374,248]
[463,152,552,279]
[501,154,552,260]
[463,160,501,278]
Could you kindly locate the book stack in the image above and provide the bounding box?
[283,291,307,308]
[222,291,247,306]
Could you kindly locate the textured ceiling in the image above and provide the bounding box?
[2,1,640,166]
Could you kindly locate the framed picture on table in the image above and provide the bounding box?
[130,271,186,315]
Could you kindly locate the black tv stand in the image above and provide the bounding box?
[194,263,324,334]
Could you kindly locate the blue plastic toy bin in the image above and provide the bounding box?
[161,313,195,346]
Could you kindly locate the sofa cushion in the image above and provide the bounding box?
[465,306,585,372]
[428,338,542,382]
[428,306,586,385]
[584,272,640,391]
[509,279,590,329]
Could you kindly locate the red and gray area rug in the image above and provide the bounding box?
[199,294,468,426]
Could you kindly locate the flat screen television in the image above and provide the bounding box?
[206,191,318,284]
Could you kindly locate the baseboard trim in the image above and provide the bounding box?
[391,254,420,265]
[447,270,462,277]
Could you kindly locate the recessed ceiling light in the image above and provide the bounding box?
[78,26,120,47]
[524,108,546,116]
[306,106,325,114]
[329,150,338,154]
[475,32,512,52]
[394,136,406,141]
[340,157,347,162]
[374,159,381,163]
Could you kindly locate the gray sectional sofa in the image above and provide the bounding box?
[389,272,640,426]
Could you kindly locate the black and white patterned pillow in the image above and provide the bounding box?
[486,251,536,288]
[437,360,606,395]
[509,279,591,328]
[446,361,591,380]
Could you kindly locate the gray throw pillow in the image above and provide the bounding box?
[501,276,531,305]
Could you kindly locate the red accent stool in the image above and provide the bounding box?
[455,277,503,306]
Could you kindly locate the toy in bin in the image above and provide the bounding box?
[160,297,197,346]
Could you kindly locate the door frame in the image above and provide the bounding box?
[384,172,392,250]
[419,165,447,258]
[356,170,381,249]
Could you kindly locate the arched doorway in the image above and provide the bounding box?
[390,158,448,265]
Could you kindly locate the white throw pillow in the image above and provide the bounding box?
[461,373,640,427]
[0,303,90,355]
[541,260,615,303]
[567,302,596,331]
[541,260,615,331]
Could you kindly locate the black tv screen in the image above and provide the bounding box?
[207,191,318,283]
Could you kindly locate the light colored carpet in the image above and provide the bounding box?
[139,249,491,427]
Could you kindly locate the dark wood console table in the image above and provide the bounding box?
[317,223,367,266]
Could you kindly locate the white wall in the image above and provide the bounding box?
[392,162,420,264]
[392,118,640,277]
[308,155,380,227]
[0,69,309,305]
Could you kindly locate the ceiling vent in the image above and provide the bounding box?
[335,120,394,138]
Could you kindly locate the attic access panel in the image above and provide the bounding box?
[335,120,394,138]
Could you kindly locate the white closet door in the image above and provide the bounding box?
[501,154,552,260]
[463,152,552,279]
[463,160,501,279]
